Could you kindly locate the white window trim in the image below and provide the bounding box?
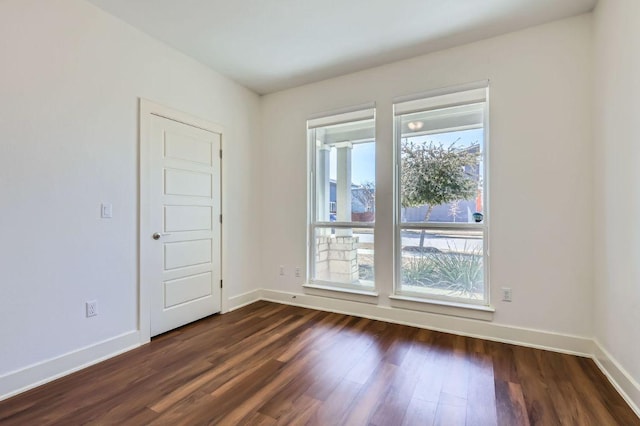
[308,105,375,129]
[307,107,377,293]
[393,81,491,310]
[389,294,494,321]
[393,80,489,108]
[303,282,379,305]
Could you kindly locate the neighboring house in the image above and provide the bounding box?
[328,180,372,221]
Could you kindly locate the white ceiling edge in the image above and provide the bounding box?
[86,0,597,95]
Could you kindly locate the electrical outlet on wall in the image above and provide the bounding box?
[295,267,301,278]
[501,287,512,302]
[101,203,113,219]
[86,300,98,317]
[279,265,285,276]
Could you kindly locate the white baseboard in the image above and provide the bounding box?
[227,289,263,312]
[592,340,640,417]
[261,289,592,356]
[260,289,640,418]
[0,330,141,401]
[0,289,264,402]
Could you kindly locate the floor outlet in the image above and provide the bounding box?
[86,300,98,317]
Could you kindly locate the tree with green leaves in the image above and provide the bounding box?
[401,140,479,245]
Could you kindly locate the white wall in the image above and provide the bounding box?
[0,0,261,386]
[261,15,593,337]
[593,0,640,402]
[0,0,637,412]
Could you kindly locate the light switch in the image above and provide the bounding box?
[101,203,113,219]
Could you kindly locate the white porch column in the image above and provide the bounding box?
[317,145,331,223]
[336,142,353,237]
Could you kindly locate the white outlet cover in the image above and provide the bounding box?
[86,300,98,317]
[501,287,512,302]
[101,203,113,219]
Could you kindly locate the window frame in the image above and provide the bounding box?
[307,106,377,292]
[393,82,491,307]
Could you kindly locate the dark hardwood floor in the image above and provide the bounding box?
[0,301,637,425]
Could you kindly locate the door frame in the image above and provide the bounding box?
[139,98,224,343]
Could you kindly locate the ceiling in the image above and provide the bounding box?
[87,0,597,95]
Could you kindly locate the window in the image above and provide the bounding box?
[308,107,375,291]
[394,83,489,305]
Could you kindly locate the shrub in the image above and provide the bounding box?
[402,243,483,298]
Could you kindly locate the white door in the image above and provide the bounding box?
[147,114,221,337]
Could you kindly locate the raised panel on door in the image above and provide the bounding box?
[164,205,212,232]
[164,168,212,198]
[164,272,213,308]
[164,239,212,270]
[165,131,213,165]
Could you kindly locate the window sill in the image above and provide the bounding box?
[303,282,379,304]
[389,294,495,321]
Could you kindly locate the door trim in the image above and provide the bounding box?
[139,98,224,343]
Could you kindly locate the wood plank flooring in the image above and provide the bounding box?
[0,301,637,425]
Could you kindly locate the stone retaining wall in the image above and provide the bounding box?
[315,236,359,283]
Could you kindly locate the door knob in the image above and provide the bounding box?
[153,233,161,240]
